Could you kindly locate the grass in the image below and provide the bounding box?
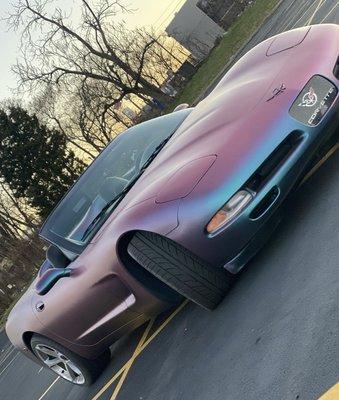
[170,0,281,109]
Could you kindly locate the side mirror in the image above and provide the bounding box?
[173,103,189,112]
[38,259,53,277]
[46,245,70,269]
[35,268,71,295]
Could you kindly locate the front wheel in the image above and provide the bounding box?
[128,231,234,310]
[31,335,110,386]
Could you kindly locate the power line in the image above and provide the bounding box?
[154,0,187,30]
[153,1,180,26]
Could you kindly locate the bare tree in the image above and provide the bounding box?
[0,182,44,314]
[0,231,44,314]
[0,182,39,235]
[32,80,136,159]
[7,0,171,105]
[134,29,189,84]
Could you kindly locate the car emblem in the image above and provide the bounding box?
[298,87,318,107]
[266,83,286,101]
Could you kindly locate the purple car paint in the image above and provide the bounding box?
[6,24,339,385]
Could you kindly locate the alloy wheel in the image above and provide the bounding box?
[34,344,85,384]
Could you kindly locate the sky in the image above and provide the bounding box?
[0,0,187,100]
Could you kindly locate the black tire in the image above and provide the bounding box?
[31,334,110,386]
[128,231,233,310]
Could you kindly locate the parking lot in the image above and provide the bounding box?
[1,0,339,399]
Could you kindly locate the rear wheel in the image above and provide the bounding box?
[128,231,233,310]
[31,335,110,386]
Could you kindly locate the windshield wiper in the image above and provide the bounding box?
[139,136,171,172]
[80,193,123,241]
[81,137,171,241]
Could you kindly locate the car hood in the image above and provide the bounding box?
[121,30,306,208]
[120,24,339,211]
[96,25,338,234]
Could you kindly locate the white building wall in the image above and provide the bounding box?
[166,0,224,61]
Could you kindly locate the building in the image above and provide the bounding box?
[197,0,252,30]
[166,0,224,62]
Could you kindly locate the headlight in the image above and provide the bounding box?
[206,190,253,234]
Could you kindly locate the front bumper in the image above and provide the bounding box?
[168,77,339,273]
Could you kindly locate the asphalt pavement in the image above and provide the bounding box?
[0,1,338,399]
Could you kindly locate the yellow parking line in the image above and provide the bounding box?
[91,318,154,400]
[91,364,127,400]
[109,318,155,399]
[92,300,189,400]
[307,0,326,25]
[319,1,339,23]
[318,382,339,399]
[108,300,189,398]
[137,300,189,353]
[300,141,339,186]
[37,377,59,400]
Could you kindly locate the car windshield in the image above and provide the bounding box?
[40,109,191,249]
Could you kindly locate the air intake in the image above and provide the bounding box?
[334,56,339,80]
[245,131,303,193]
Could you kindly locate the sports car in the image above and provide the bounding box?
[6,24,339,385]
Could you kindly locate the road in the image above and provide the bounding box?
[1,1,339,399]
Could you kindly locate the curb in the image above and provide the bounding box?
[193,0,285,105]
